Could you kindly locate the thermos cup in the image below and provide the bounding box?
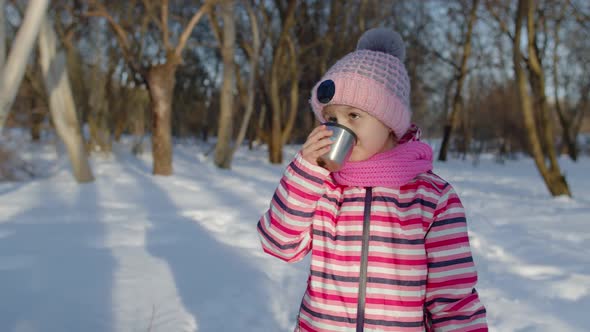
[316,122,357,172]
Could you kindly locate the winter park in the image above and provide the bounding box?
[1,1,590,332]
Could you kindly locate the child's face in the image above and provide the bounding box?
[322,104,396,162]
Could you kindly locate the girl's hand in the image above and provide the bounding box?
[301,125,333,167]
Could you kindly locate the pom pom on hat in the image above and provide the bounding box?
[356,27,406,62]
[310,27,412,139]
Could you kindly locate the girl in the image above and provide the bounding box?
[257,28,487,332]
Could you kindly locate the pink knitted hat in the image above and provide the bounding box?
[310,28,411,139]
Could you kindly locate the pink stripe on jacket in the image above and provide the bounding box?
[258,153,488,331]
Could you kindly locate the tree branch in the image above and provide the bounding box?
[208,5,222,48]
[485,1,515,41]
[85,8,129,55]
[141,0,163,30]
[175,1,215,58]
[138,11,151,61]
[85,1,145,80]
[568,0,590,30]
[430,48,460,71]
[161,0,171,50]
[300,37,324,56]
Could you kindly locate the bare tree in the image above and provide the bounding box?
[0,0,50,130]
[38,18,94,182]
[52,1,90,125]
[549,1,586,161]
[437,0,479,161]
[267,0,298,164]
[551,4,573,159]
[86,0,213,175]
[87,56,113,154]
[22,55,49,142]
[206,0,264,168]
[553,1,590,156]
[392,2,435,133]
[213,0,235,169]
[232,0,261,156]
[513,0,570,197]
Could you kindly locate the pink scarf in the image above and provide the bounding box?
[332,125,433,188]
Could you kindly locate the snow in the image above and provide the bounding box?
[0,135,589,332]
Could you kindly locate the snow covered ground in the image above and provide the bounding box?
[0,135,589,332]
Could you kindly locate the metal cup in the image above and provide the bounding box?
[316,122,357,172]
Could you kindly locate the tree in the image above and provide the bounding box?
[0,0,50,130]
[549,0,590,161]
[437,0,480,161]
[38,18,94,182]
[267,0,298,164]
[232,0,261,157]
[513,0,570,196]
[213,0,236,169]
[209,0,262,168]
[549,2,575,160]
[86,0,213,175]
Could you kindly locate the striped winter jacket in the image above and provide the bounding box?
[257,153,488,332]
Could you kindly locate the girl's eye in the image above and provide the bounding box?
[349,113,360,119]
[327,116,337,122]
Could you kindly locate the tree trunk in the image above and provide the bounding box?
[438,0,478,161]
[38,18,94,183]
[358,0,368,32]
[525,0,570,195]
[556,109,577,161]
[64,42,90,126]
[572,83,589,140]
[280,35,299,146]
[318,1,340,74]
[131,90,147,155]
[255,103,267,147]
[0,0,50,130]
[30,99,43,141]
[551,11,578,161]
[24,66,48,141]
[438,96,464,161]
[268,70,283,164]
[461,97,473,159]
[146,61,177,175]
[268,0,297,164]
[514,0,570,197]
[112,71,128,142]
[214,0,236,169]
[525,7,560,169]
[87,62,112,154]
[232,0,260,156]
[269,60,283,163]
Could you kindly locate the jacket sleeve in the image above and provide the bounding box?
[257,153,330,263]
[424,184,488,331]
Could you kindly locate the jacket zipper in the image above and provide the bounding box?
[356,187,372,332]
